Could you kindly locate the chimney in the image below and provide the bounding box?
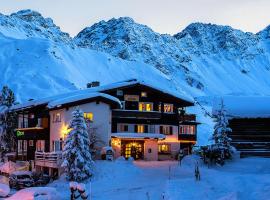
[87,81,100,88]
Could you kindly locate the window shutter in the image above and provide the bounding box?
[144,125,148,133]
[170,126,173,135]
[135,125,138,133]
[160,126,163,134]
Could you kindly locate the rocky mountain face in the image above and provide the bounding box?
[0,9,71,43]
[74,17,270,96]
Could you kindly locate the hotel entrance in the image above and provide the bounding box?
[121,141,144,160]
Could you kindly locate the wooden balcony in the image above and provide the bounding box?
[178,134,197,141]
[35,152,63,169]
[179,114,196,122]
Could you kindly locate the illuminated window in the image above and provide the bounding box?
[137,125,145,133]
[139,102,153,111]
[179,125,196,135]
[158,144,171,153]
[84,112,93,121]
[141,92,147,97]
[53,113,61,123]
[160,126,173,135]
[164,104,174,113]
[36,140,45,152]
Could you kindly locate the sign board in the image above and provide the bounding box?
[124,95,139,102]
[16,130,24,137]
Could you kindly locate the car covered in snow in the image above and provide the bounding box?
[6,187,61,200]
[9,171,35,189]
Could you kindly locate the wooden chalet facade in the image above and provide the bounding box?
[216,97,270,158]
[12,79,199,176]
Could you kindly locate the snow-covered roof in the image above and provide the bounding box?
[12,91,121,111]
[213,96,270,118]
[11,79,193,111]
[111,133,166,139]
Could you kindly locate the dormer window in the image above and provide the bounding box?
[164,104,174,113]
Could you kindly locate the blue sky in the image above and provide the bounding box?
[0,0,269,36]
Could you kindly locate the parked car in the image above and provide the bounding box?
[33,173,51,186]
[9,171,35,189]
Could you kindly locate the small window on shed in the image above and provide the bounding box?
[84,112,93,121]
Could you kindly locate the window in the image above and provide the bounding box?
[136,125,145,133]
[119,124,129,132]
[53,113,61,123]
[141,92,147,97]
[139,102,153,112]
[117,90,123,96]
[84,112,93,121]
[53,140,60,152]
[179,125,196,135]
[29,140,34,147]
[18,140,27,155]
[36,140,45,152]
[160,126,173,135]
[158,144,171,154]
[164,104,174,113]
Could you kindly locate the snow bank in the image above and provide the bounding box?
[0,183,10,197]
[7,187,61,200]
[0,161,29,174]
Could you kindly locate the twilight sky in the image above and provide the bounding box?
[0,0,270,36]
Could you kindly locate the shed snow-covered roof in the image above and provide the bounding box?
[213,96,270,118]
[111,133,165,140]
[12,79,193,111]
[12,91,121,111]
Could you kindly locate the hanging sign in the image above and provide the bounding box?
[16,130,24,137]
[124,95,139,102]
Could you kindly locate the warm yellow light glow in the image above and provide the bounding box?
[111,138,121,147]
[84,112,93,121]
[61,124,72,139]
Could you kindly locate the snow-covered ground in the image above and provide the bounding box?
[25,156,269,200]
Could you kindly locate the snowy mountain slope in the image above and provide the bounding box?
[74,17,270,96]
[0,29,177,103]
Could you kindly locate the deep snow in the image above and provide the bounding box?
[3,156,263,200]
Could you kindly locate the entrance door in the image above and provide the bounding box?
[123,141,144,160]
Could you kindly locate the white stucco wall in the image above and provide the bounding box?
[144,139,158,161]
[49,102,112,152]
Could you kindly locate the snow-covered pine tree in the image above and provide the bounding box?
[62,108,93,182]
[0,86,17,155]
[212,99,233,156]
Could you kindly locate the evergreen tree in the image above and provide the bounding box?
[62,108,93,182]
[212,99,233,154]
[0,86,17,154]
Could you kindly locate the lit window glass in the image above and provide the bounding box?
[141,92,147,97]
[84,112,93,121]
[179,125,195,135]
[139,102,153,112]
[164,104,174,113]
[158,144,171,153]
[137,125,144,133]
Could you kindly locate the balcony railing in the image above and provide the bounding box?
[179,114,196,122]
[35,151,63,168]
[112,109,162,119]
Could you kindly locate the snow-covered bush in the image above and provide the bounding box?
[62,108,93,182]
[0,183,10,197]
[200,100,233,166]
